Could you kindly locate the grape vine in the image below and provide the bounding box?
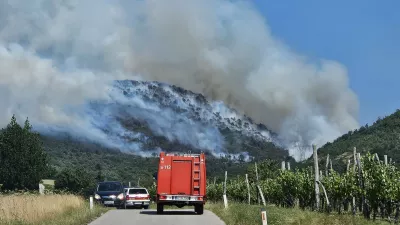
[205,152,400,222]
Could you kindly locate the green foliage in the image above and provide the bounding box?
[54,167,96,197]
[0,115,49,190]
[246,159,281,182]
[41,134,256,188]
[206,155,400,222]
[95,163,105,182]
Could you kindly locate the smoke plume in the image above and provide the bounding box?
[0,0,359,160]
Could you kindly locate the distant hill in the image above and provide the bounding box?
[40,80,293,161]
[98,80,290,160]
[38,80,299,185]
[300,109,400,171]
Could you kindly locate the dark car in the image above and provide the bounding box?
[94,181,126,208]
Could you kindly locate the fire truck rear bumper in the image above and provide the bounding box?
[157,195,204,203]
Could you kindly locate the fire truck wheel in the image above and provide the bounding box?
[195,204,204,215]
[157,203,164,214]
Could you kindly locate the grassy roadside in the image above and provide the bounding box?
[19,203,109,225]
[129,201,391,224]
[0,194,109,225]
[206,202,390,225]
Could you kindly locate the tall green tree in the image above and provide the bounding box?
[95,163,105,182]
[0,115,48,190]
[54,166,95,196]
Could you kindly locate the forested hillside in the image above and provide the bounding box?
[42,135,265,187]
[302,109,400,171]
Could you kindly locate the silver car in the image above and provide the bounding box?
[124,187,151,209]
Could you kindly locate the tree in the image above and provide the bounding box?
[54,166,95,196]
[0,115,48,190]
[95,163,105,182]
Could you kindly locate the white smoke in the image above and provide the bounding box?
[0,0,359,160]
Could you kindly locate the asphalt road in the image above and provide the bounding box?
[88,208,226,225]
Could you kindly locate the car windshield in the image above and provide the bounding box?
[128,188,147,194]
[97,182,121,192]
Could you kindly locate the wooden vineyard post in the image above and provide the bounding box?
[352,147,357,216]
[325,154,330,176]
[254,162,266,206]
[384,155,388,166]
[255,162,260,205]
[374,153,380,164]
[313,144,320,210]
[223,171,228,208]
[257,185,266,206]
[316,180,330,211]
[357,153,367,217]
[245,174,251,205]
[353,147,357,171]
[347,159,351,173]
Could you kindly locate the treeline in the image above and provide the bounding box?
[0,115,254,197]
[42,133,259,190]
[0,116,99,196]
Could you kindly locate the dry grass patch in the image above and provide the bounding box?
[0,194,100,224]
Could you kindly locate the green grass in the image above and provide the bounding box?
[206,202,391,225]
[127,201,392,224]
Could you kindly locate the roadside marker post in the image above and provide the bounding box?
[223,194,228,208]
[90,196,94,210]
[261,208,268,225]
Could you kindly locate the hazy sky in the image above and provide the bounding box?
[254,0,400,126]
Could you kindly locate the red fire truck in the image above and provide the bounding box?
[154,152,206,214]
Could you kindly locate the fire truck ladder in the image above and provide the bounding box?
[192,155,201,195]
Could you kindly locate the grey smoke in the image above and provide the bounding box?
[0,0,359,160]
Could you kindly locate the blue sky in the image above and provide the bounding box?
[253,0,400,126]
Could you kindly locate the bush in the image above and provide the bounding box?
[54,167,96,197]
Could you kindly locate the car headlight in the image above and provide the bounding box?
[117,193,124,200]
[94,194,101,200]
[110,195,116,199]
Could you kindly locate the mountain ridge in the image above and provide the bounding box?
[37,80,295,172]
[300,109,400,171]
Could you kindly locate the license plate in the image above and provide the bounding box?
[104,201,114,204]
[177,197,189,200]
